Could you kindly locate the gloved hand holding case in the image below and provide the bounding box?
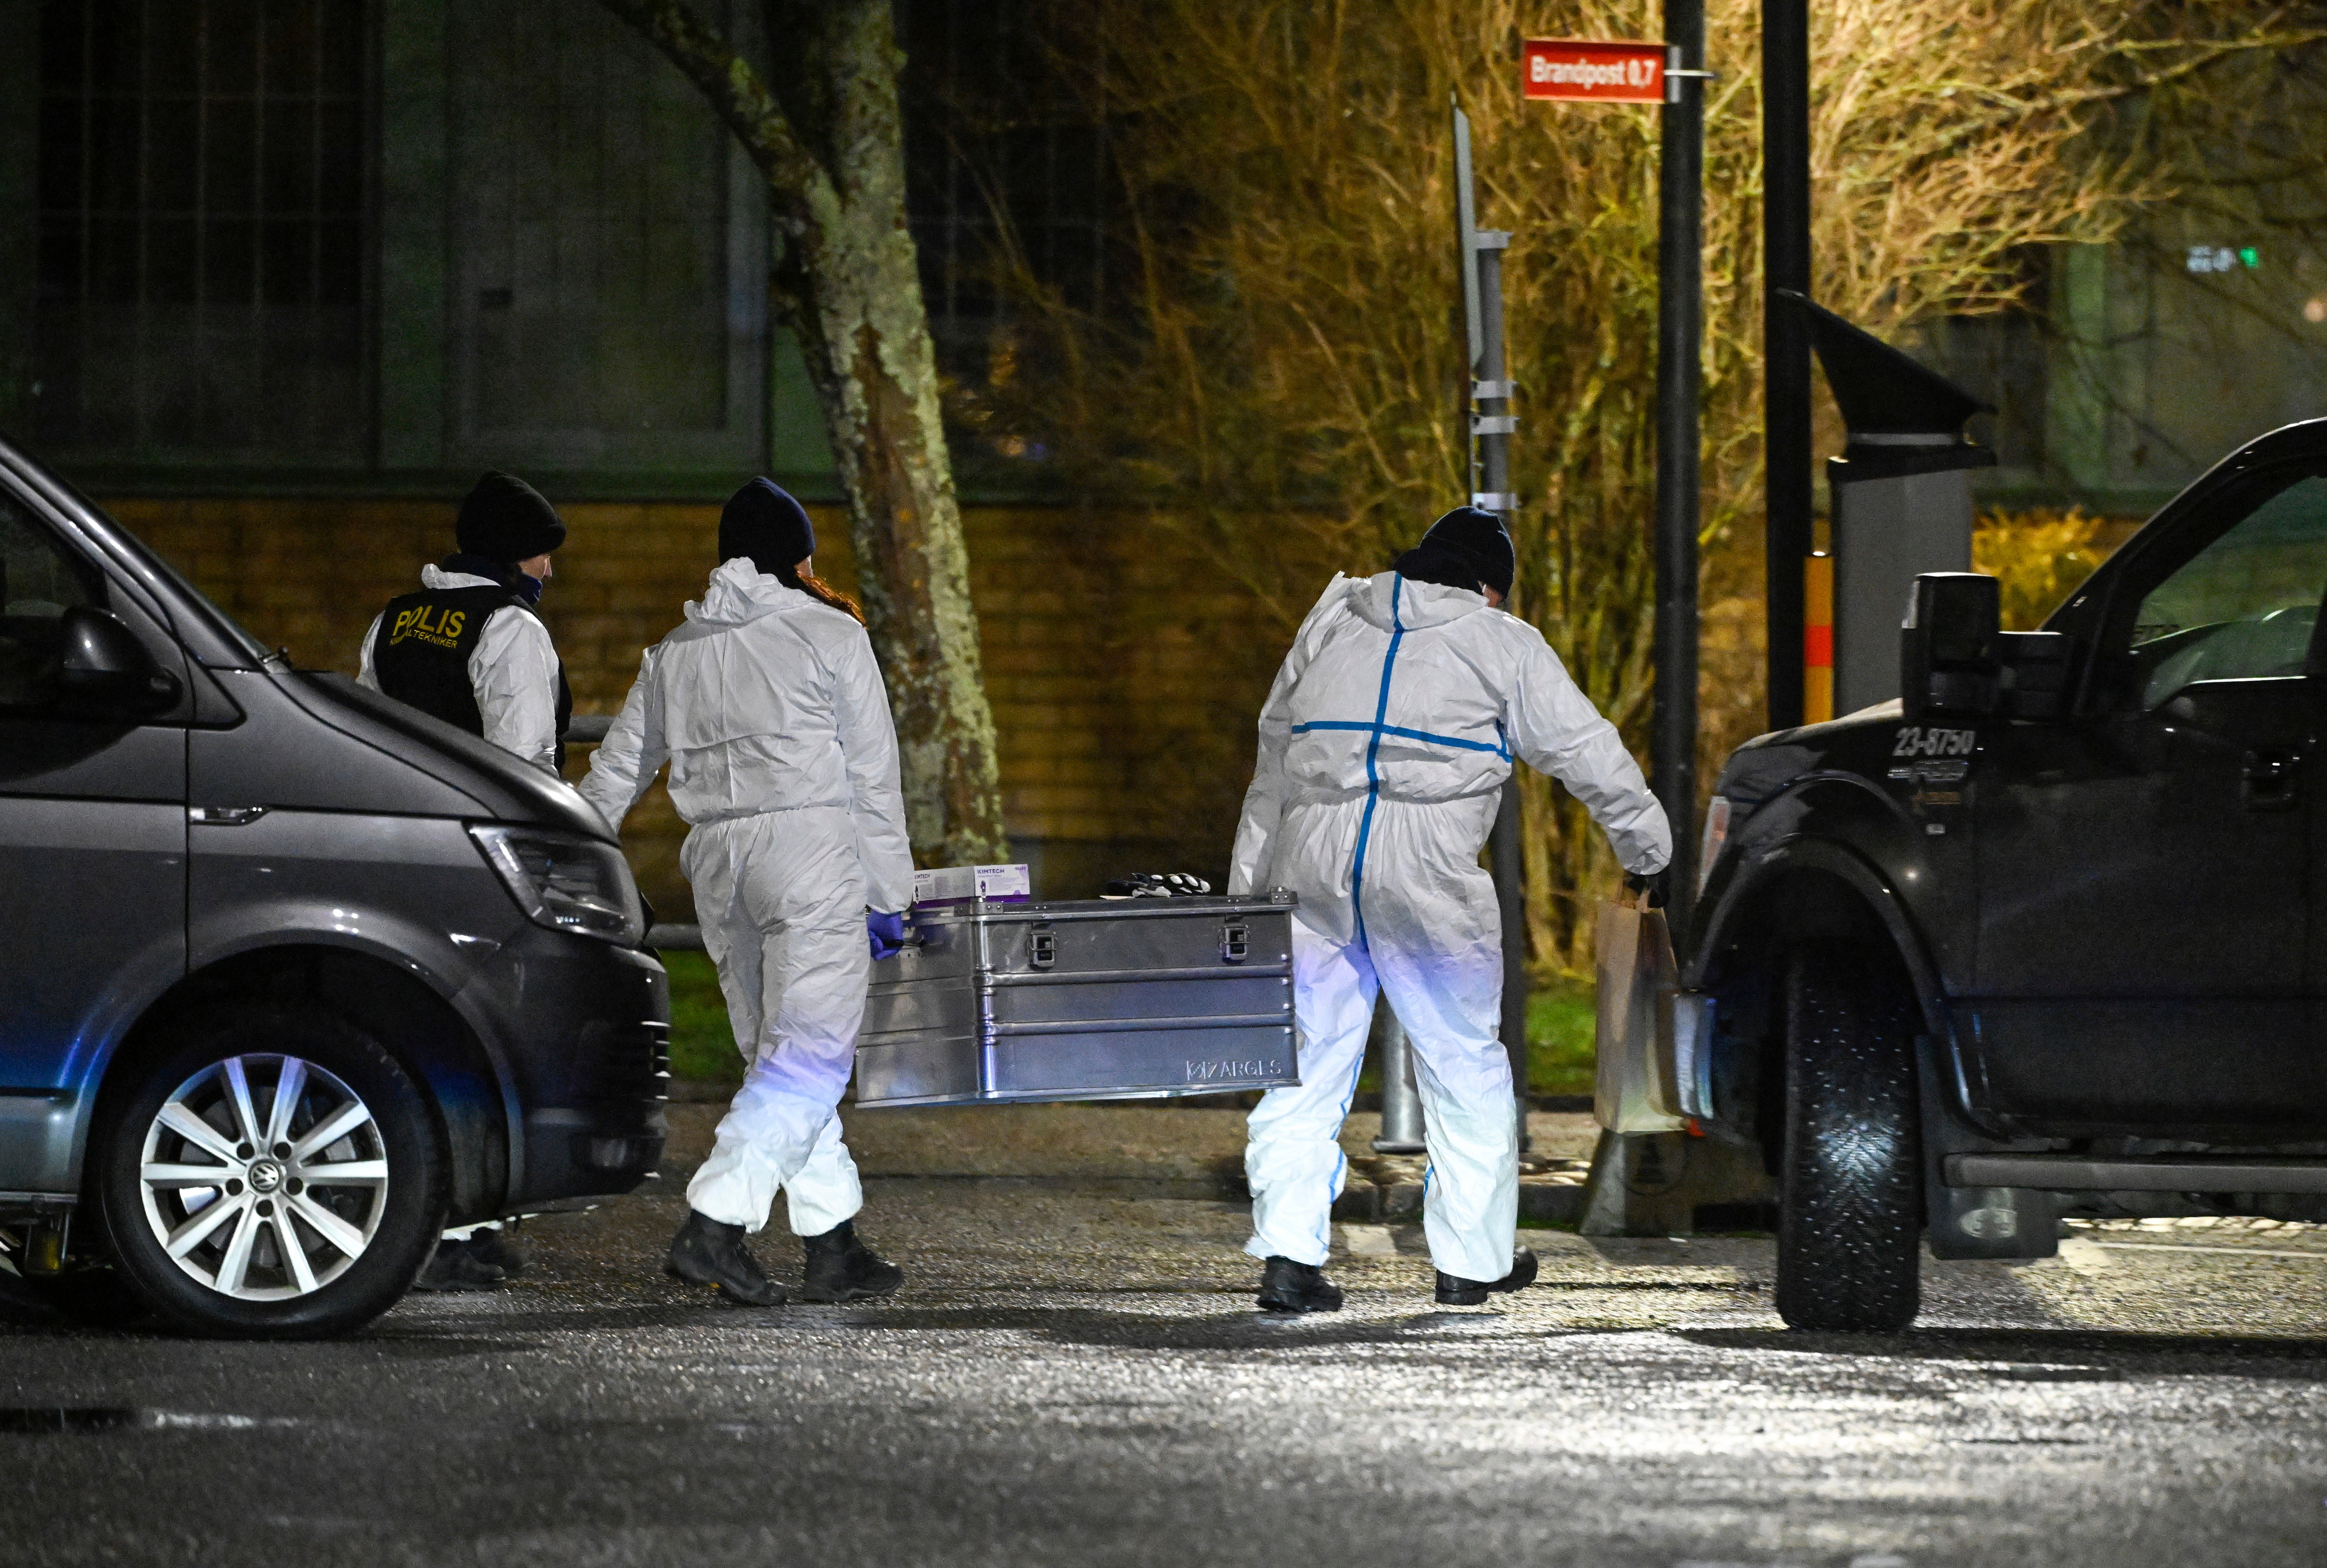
[866,909,909,961]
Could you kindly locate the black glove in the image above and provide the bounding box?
[1624,870,1669,909]
[1100,872,1213,899]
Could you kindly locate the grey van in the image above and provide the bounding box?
[0,434,669,1336]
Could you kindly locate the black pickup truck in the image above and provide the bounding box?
[1684,418,2327,1331]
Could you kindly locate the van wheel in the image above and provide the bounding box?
[1774,949,1921,1332]
[96,1003,445,1338]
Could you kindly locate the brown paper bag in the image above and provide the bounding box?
[1593,895,1685,1134]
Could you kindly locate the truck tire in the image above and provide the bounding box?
[1774,948,1921,1331]
[95,1002,446,1338]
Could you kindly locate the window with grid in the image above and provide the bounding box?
[445,0,739,448]
[895,0,1113,395]
[34,0,368,460]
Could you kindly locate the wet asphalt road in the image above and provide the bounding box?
[9,1109,2327,1568]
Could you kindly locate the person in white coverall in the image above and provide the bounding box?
[358,470,572,1292]
[579,478,912,1308]
[1231,506,1672,1313]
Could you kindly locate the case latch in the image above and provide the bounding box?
[1029,926,1057,969]
[1221,921,1250,963]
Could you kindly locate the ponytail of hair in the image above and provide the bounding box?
[781,565,865,625]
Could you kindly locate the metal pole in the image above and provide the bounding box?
[1454,98,1531,1148]
[1655,0,1706,945]
[1371,1001,1425,1153]
[1478,247,1529,1143]
[1762,0,1812,733]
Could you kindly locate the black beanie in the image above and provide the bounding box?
[455,472,566,563]
[718,478,817,578]
[1407,506,1515,596]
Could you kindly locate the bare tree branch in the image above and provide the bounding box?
[593,0,833,225]
[1904,27,2327,174]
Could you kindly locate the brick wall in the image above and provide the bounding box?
[106,495,1285,914]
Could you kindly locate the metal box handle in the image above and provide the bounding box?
[1029,926,1057,969]
[1221,921,1250,963]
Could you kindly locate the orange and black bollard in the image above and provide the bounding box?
[1803,549,1833,725]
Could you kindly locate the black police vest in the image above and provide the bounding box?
[370,584,573,768]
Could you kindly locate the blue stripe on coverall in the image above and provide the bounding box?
[1305,578,1410,1255]
[1347,575,1406,955]
[1290,720,1512,762]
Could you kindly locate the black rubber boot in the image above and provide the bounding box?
[665,1210,785,1307]
[799,1220,904,1303]
[1435,1245,1540,1306]
[1256,1255,1344,1314]
[466,1227,527,1279]
[411,1236,505,1293]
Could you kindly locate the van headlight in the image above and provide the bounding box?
[470,825,645,946]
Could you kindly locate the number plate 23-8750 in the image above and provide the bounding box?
[1893,726,1976,759]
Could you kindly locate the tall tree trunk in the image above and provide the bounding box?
[597,0,1008,866]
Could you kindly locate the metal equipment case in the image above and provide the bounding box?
[854,893,1299,1108]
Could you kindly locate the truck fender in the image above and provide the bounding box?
[1691,832,1953,1045]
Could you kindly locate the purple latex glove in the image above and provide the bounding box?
[867,909,909,961]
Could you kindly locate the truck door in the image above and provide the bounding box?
[0,492,188,1190]
[1970,462,2327,1131]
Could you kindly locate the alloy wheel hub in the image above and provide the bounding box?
[137,1054,391,1301]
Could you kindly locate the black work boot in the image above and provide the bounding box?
[1256,1255,1344,1314]
[466,1227,527,1279]
[665,1210,785,1307]
[411,1236,505,1293]
[799,1220,904,1303]
[1435,1245,1540,1306]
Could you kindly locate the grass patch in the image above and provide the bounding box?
[1526,974,1597,1099]
[664,950,743,1087]
[1349,972,1597,1098]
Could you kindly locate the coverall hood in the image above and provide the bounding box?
[689,556,814,627]
[1347,571,1490,632]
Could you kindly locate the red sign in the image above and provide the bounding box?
[1522,39,1668,104]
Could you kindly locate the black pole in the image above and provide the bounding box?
[1655,0,1706,945]
[1762,0,1811,733]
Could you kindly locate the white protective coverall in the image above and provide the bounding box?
[357,565,563,773]
[579,559,915,1237]
[1230,571,1670,1283]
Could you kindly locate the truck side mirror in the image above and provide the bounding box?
[56,604,180,715]
[1901,572,1999,719]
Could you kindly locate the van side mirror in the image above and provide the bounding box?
[1901,573,1999,719]
[56,605,180,714]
